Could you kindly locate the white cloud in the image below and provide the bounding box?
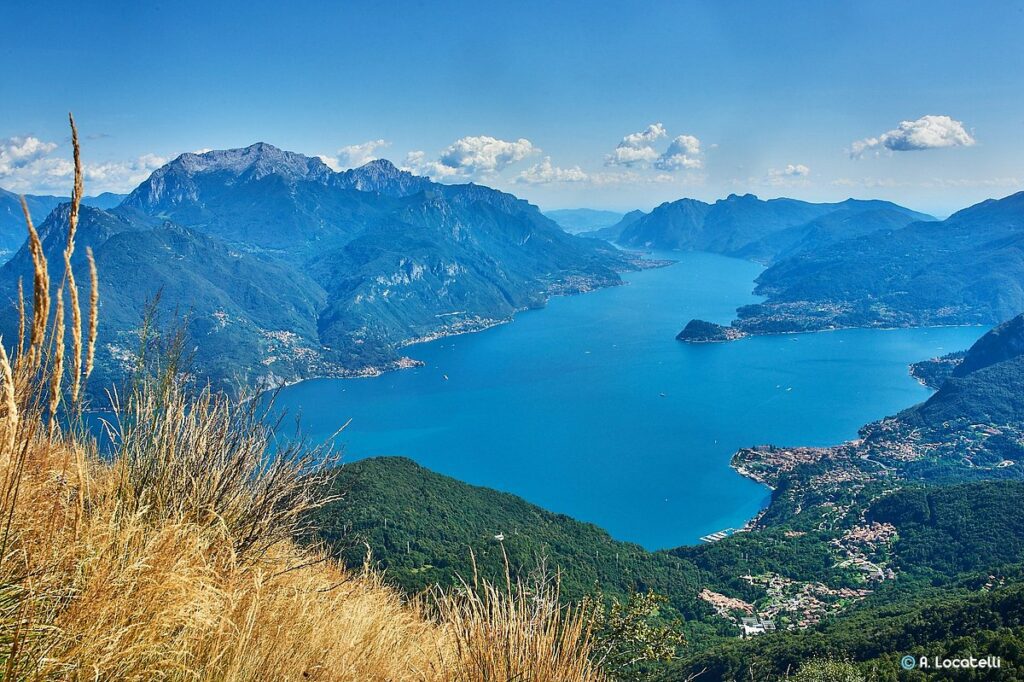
[402,150,459,178]
[759,163,811,187]
[83,154,168,190]
[514,157,588,185]
[606,124,704,171]
[0,135,167,194]
[401,150,432,174]
[655,135,703,170]
[621,122,667,147]
[404,135,538,179]
[0,136,59,176]
[733,164,812,189]
[438,135,537,175]
[0,135,73,193]
[605,123,666,167]
[605,145,661,166]
[850,115,975,158]
[318,139,390,171]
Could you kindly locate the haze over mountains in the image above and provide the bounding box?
[0,188,129,260]
[543,208,625,234]
[0,144,632,391]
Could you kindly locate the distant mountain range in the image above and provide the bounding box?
[733,190,1024,336]
[580,209,646,241]
[616,193,934,263]
[0,188,128,261]
[0,144,633,392]
[597,189,1022,342]
[543,208,625,234]
[82,192,129,210]
[8,161,1024,386]
[0,188,65,259]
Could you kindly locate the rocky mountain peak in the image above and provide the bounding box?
[169,143,333,182]
[124,143,334,209]
[335,158,432,197]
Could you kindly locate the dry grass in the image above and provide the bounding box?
[430,562,603,682]
[0,117,607,681]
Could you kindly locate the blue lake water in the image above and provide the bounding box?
[274,252,984,550]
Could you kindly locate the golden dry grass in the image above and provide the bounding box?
[0,116,607,682]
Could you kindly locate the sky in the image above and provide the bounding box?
[2,0,1023,216]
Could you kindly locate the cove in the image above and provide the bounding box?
[273,252,984,550]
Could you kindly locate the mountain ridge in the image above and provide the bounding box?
[729,190,1024,337]
[0,144,635,393]
[617,193,933,262]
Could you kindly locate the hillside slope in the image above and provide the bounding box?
[672,482,1024,680]
[310,456,710,621]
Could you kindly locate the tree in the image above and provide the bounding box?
[791,659,866,682]
[590,591,686,681]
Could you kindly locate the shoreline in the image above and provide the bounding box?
[680,320,986,345]
[267,250,977,551]
[265,261,671,392]
[270,317,983,394]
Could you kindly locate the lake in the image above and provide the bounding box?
[274,252,984,549]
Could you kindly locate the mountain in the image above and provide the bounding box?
[0,144,633,392]
[81,192,128,210]
[0,202,326,391]
[543,208,625,234]
[0,188,131,263]
[730,191,1024,336]
[0,187,67,260]
[902,313,1024,430]
[617,198,710,250]
[952,313,1024,377]
[618,194,931,262]
[734,204,935,263]
[579,208,646,241]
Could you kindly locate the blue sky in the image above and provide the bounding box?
[2,0,1023,215]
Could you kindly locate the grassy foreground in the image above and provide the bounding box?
[0,117,606,681]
